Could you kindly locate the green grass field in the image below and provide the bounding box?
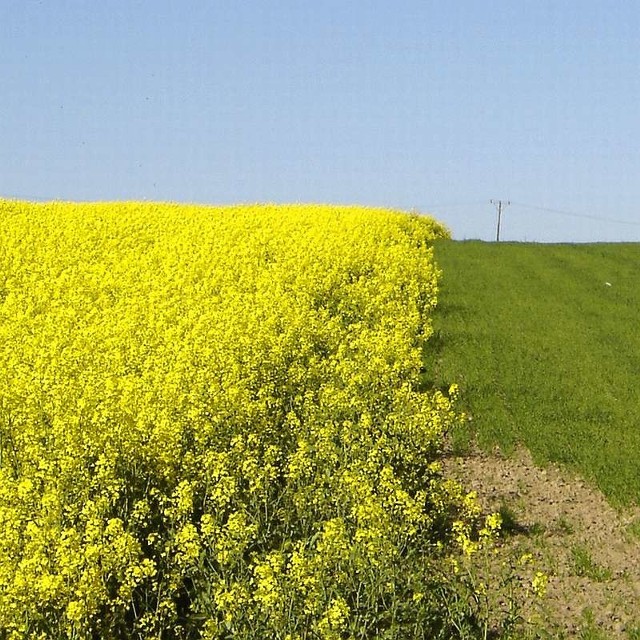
[428,240,640,506]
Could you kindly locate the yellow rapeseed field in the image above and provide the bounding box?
[0,201,496,639]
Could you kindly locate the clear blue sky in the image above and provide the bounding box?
[2,1,639,242]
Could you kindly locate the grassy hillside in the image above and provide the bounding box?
[429,240,640,506]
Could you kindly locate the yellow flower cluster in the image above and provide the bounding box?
[0,200,486,638]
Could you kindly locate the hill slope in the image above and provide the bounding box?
[429,240,640,505]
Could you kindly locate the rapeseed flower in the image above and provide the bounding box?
[0,200,497,638]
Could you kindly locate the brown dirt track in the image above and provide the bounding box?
[444,446,640,638]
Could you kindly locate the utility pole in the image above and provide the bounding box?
[490,199,510,242]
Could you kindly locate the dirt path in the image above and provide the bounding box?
[443,447,640,638]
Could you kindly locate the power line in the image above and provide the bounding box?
[510,201,640,227]
[422,200,640,230]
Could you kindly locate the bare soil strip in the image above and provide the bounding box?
[444,447,640,637]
